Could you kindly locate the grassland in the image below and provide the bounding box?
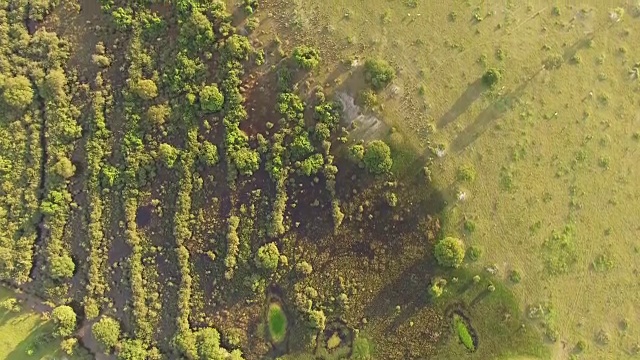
[0,287,68,360]
[257,0,640,358]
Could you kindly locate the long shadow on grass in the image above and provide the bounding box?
[437,78,486,129]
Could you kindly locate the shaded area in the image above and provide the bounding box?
[438,78,486,129]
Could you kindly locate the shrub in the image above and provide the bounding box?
[482,68,501,87]
[256,243,280,272]
[117,339,147,360]
[131,79,158,100]
[292,45,321,70]
[60,338,77,355]
[434,237,465,268]
[466,245,482,261]
[364,58,395,90]
[509,269,522,283]
[384,192,398,207]
[51,305,77,337]
[429,278,447,298]
[296,261,313,276]
[307,309,326,330]
[363,140,392,174]
[146,104,170,126]
[199,85,224,112]
[53,157,76,179]
[92,316,121,351]
[359,89,378,108]
[2,75,34,110]
[232,147,260,176]
[456,164,476,182]
[199,141,219,166]
[50,254,75,279]
[349,144,365,161]
[158,143,179,168]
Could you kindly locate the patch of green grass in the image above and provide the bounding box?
[0,287,69,360]
[267,302,287,344]
[453,314,475,351]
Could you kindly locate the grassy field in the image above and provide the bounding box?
[0,287,65,360]
[259,0,640,358]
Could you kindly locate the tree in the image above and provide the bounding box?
[292,45,321,70]
[2,75,34,110]
[482,68,501,87]
[299,153,324,176]
[92,316,121,351]
[40,69,66,100]
[199,85,224,112]
[363,140,392,174]
[308,309,326,330]
[349,144,365,161]
[50,253,75,279]
[232,147,260,176]
[199,141,219,166]
[60,338,78,355]
[434,237,465,268]
[53,157,75,179]
[256,242,280,272]
[146,104,170,126]
[51,305,77,337]
[289,133,314,161]
[158,143,179,168]
[364,58,395,90]
[131,79,158,100]
[117,339,147,360]
[224,35,252,61]
[196,327,223,359]
[428,278,447,299]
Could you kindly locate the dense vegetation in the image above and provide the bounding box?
[0,0,550,359]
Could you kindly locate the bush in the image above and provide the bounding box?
[256,243,280,272]
[50,254,75,279]
[307,309,326,330]
[158,143,179,168]
[359,89,378,108]
[482,68,501,87]
[92,316,121,351]
[199,141,219,166]
[457,164,476,182]
[364,58,395,90]
[363,140,392,174]
[146,104,170,126]
[117,339,147,360]
[292,45,321,70]
[466,245,482,261]
[296,261,313,276]
[199,85,224,112]
[384,192,398,207]
[2,75,34,110]
[53,157,76,179]
[131,79,158,100]
[51,305,76,337]
[349,144,365,161]
[434,237,465,268]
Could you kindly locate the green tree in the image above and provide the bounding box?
[196,327,224,359]
[51,305,77,337]
[50,253,75,279]
[40,69,66,100]
[131,79,158,100]
[289,133,314,161]
[232,147,260,176]
[349,144,365,161]
[158,143,179,168]
[256,242,280,272]
[292,45,321,70]
[53,157,75,179]
[92,316,121,351]
[199,85,224,112]
[363,140,392,174]
[364,58,395,90]
[146,104,170,126]
[434,237,465,268]
[2,75,34,110]
[308,309,326,330]
[482,68,501,87]
[199,141,219,166]
[117,339,147,360]
[299,153,324,176]
[224,35,252,61]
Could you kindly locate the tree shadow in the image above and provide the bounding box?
[437,78,486,129]
[4,322,60,360]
